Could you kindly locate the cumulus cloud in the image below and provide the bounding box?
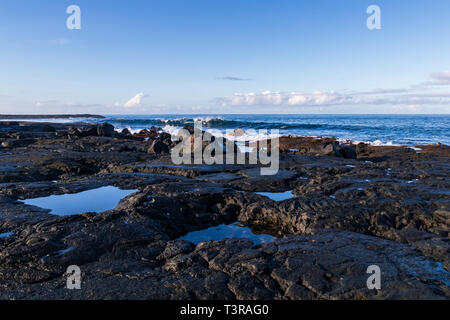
[217,89,450,108]
[217,90,354,107]
[124,93,146,108]
[216,70,450,109]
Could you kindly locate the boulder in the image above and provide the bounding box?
[229,128,246,137]
[121,128,131,135]
[148,140,170,154]
[96,123,115,137]
[336,144,357,159]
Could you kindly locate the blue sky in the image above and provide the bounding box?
[0,0,449,114]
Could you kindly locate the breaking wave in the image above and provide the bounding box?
[104,117,376,132]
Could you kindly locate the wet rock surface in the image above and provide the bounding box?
[0,121,449,300]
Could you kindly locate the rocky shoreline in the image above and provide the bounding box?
[0,121,448,299]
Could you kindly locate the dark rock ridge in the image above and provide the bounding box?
[0,121,448,300]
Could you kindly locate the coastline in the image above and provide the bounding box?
[0,120,448,299]
[2,114,449,147]
[0,114,105,120]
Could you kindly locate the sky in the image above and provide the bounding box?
[0,0,449,114]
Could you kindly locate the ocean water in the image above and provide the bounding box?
[7,114,450,146]
[98,114,450,146]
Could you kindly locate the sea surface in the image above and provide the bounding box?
[7,114,450,146]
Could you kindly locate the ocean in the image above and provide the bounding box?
[8,114,450,146]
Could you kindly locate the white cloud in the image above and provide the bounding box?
[416,70,450,87]
[124,92,146,108]
[217,89,450,108]
[429,70,450,85]
[218,91,352,107]
[216,70,450,110]
[353,88,409,95]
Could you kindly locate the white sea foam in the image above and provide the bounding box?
[337,138,398,147]
[193,116,224,122]
[111,123,408,147]
[162,124,181,137]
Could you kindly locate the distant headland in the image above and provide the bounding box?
[0,114,105,119]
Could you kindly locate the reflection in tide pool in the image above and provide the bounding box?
[256,191,294,202]
[0,232,13,238]
[22,186,137,216]
[178,222,276,245]
[58,247,74,255]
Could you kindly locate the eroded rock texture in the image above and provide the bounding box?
[0,121,448,299]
